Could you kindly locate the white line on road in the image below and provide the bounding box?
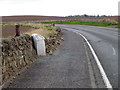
[111,46,116,55]
[70,30,113,89]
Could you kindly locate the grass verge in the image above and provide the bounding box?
[23,24,58,38]
[41,21,120,28]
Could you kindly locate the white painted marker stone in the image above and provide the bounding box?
[32,34,46,56]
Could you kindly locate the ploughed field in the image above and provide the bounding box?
[2,16,118,24]
[1,15,118,38]
[2,25,33,38]
[2,16,66,22]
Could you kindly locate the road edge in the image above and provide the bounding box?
[74,31,113,89]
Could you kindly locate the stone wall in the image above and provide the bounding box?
[45,28,64,55]
[1,34,37,84]
[1,28,63,86]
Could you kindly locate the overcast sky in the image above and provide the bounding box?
[0,0,119,16]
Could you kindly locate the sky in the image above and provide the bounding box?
[0,0,119,16]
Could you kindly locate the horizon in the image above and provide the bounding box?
[1,14,119,17]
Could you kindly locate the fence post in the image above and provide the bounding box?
[15,24,20,36]
[52,23,55,27]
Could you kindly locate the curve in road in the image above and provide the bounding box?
[56,24,118,88]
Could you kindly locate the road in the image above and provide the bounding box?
[5,30,103,88]
[56,24,118,88]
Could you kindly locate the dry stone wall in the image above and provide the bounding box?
[1,34,37,84]
[45,28,64,55]
[1,28,63,86]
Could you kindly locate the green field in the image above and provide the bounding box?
[41,21,119,28]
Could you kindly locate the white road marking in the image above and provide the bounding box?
[76,31,113,89]
[66,29,113,89]
[111,46,116,55]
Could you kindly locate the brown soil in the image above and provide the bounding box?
[2,16,66,22]
[2,16,118,24]
[2,25,33,38]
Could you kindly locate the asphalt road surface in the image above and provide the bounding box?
[5,30,105,88]
[56,24,118,88]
